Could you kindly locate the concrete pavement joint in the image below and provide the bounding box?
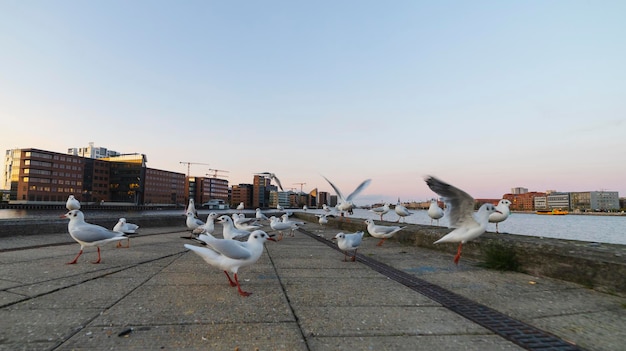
[297,227,585,351]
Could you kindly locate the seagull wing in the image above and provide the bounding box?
[72,225,124,242]
[272,175,284,191]
[205,239,251,260]
[425,176,476,228]
[346,179,372,202]
[323,176,345,201]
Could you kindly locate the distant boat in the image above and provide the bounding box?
[536,209,569,215]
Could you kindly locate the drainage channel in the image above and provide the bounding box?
[298,228,584,351]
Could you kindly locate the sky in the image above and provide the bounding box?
[1,1,625,205]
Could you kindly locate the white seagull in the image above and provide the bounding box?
[269,216,300,240]
[186,198,198,218]
[193,212,218,235]
[186,212,205,232]
[394,200,413,223]
[364,219,405,246]
[428,199,445,226]
[66,195,81,211]
[370,202,390,221]
[236,202,245,213]
[184,231,276,296]
[255,208,269,221]
[333,231,364,262]
[256,172,284,191]
[322,176,371,219]
[489,199,512,233]
[61,210,128,264]
[317,214,329,227]
[218,215,251,240]
[232,213,263,232]
[425,176,501,265]
[112,217,139,248]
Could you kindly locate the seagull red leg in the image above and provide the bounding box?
[453,243,463,265]
[351,249,357,262]
[223,271,237,287]
[67,249,83,264]
[376,238,386,246]
[234,273,251,297]
[91,247,102,264]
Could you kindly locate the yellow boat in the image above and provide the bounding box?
[536,209,569,215]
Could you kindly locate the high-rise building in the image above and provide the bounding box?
[68,142,120,159]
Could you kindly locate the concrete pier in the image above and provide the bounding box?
[0,215,624,350]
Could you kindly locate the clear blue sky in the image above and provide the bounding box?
[1,1,625,204]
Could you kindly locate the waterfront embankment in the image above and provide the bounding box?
[294,212,626,296]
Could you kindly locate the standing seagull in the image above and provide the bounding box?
[218,215,251,240]
[112,217,139,248]
[193,212,218,235]
[425,176,501,265]
[61,210,128,264]
[185,212,205,239]
[184,231,276,296]
[186,198,198,218]
[255,208,269,221]
[364,219,405,246]
[322,176,371,219]
[269,216,300,240]
[333,231,364,262]
[66,195,81,211]
[370,203,390,221]
[489,199,512,233]
[256,172,284,191]
[236,202,245,213]
[394,200,413,223]
[428,199,445,226]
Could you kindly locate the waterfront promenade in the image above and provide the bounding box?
[1,217,625,350]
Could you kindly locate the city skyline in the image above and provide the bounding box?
[2,1,625,205]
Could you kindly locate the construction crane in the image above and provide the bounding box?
[179,162,210,177]
[293,182,306,193]
[207,169,230,178]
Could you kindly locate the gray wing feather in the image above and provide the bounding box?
[206,240,251,260]
[346,179,372,202]
[323,176,345,201]
[72,225,124,242]
[425,176,476,228]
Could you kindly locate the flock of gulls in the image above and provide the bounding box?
[60,175,512,296]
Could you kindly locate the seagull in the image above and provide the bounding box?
[489,199,512,233]
[186,198,198,218]
[186,212,205,232]
[425,176,501,265]
[364,219,405,246]
[322,176,371,219]
[193,212,218,235]
[236,202,245,213]
[61,210,128,264]
[370,203,390,221]
[394,200,413,223]
[112,217,139,248]
[255,208,269,221]
[232,213,263,231]
[66,195,81,210]
[303,205,308,211]
[333,231,364,262]
[276,203,284,212]
[281,213,304,226]
[218,215,251,240]
[256,172,284,191]
[184,231,276,296]
[269,216,300,240]
[428,199,445,226]
[316,214,329,227]
[322,204,331,213]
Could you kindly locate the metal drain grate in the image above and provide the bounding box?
[299,228,584,351]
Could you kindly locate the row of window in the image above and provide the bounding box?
[26,185,78,193]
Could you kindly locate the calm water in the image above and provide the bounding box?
[1,208,625,245]
[308,208,626,245]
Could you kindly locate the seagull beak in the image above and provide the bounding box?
[331,237,337,240]
[267,234,277,242]
[59,214,67,218]
[495,210,502,214]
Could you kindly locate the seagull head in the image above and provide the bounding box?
[61,209,82,220]
[249,230,277,242]
[333,233,345,240]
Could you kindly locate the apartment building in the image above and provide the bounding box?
[3,148,186,205]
